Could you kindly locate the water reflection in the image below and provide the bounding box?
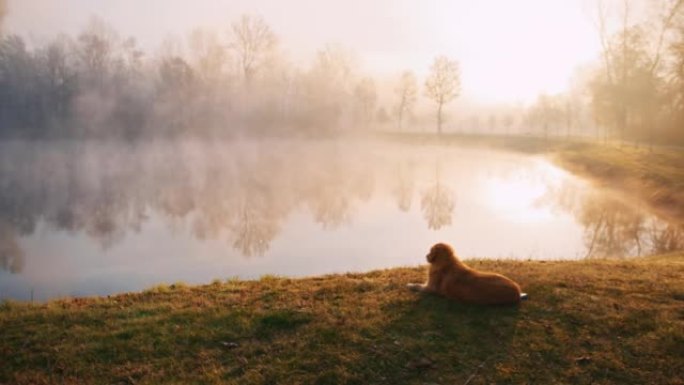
[650,222,684,254]
[540,182,684,258]
[0,222,24,273]
[0,140,681,276]
[392,161,414,212]
[0,140,386,265]
[420,163,455,230]
[305,159,371,230]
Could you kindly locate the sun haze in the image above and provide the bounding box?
[6,0,600,104]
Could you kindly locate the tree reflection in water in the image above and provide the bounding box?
[650,222,684,254]
[540,182,684,258]
[0,141,384,265]
[420,162,455,230]
[0,140,681,273]
[392,161,415,212]
[0,221,24,273]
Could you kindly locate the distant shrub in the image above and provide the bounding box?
[144,283,170,294]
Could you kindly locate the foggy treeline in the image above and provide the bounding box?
[0,13,394,139]
[518,0,684,145]
[1,1,684,144]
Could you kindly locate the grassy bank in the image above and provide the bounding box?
[382,132,684,224]
[2,256,683,384]
[553,142,684,224]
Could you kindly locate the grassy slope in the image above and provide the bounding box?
[2,256,683,385]
[553,142,684,224]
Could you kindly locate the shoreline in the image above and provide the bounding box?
[1,255,682,384]
[380,132,684,225]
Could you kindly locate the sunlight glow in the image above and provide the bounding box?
[482,177,554,223]
[7,0,602,104]
[439,0,600,103]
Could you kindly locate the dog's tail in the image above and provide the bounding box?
[520,293,529,301]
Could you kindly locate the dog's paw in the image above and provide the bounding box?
[406,283,423,292]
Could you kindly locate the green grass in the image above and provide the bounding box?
[2,256,683,384]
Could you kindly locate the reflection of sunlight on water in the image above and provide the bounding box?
[483,178,553,223]
[1,141,682,301]
[482,160,566,224]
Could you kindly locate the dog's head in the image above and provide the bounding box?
[426,242,456,266]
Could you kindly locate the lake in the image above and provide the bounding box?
[0,139,682,301]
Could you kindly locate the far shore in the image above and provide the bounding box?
[380,132,684,225]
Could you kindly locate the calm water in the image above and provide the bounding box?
[0,139,682,301]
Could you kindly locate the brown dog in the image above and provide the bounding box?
[408,243,524,305]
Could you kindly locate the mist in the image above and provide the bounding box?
[1,0,683,289]
[2,0,684,144]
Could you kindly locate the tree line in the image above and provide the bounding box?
[525,0,684,146]
[0,11,462,140]
[4,1,681,145]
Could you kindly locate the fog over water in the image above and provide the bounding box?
[1,0,684,301]
[0,139,681,301]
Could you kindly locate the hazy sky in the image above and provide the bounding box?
[6,0,604,103]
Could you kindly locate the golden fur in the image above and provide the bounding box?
[408,243,523,305]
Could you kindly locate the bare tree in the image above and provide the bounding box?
[77,17,119,84]
[530,94,563,139]
[588,0,682,145]
[354,77,377,128]
[648,0,683,74]
[40,36,77,126]
[230,14,277,85]
[424,56,460,134]
[588,0,623,141]
[302,44,357,128]
[393,71,417,130]
[157,56,196,131]
[188,28,227,84]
